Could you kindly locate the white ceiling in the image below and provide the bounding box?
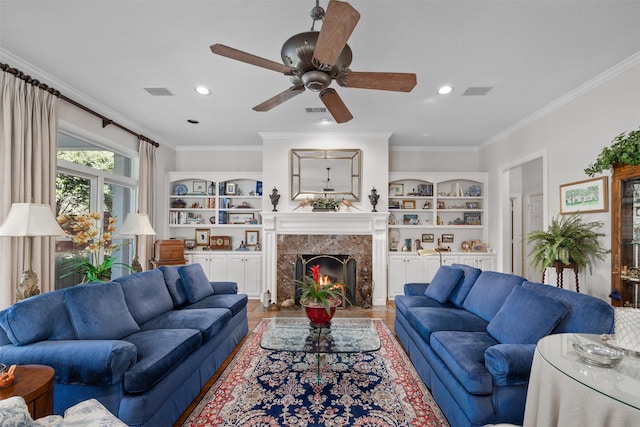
[1,0,639,149]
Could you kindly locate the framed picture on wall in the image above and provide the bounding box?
[560,176,608,214]
[245,230,259,246]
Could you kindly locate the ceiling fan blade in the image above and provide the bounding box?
[319,88,353,123]
[210,44,295,75]
[338,72,417,92]
[313,1,360,70]
[253,86,305,112]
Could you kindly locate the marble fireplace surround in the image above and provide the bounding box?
[261,212,388,306]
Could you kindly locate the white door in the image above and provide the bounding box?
[526,193,544,281]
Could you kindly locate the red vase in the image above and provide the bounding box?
[304,305,337,328]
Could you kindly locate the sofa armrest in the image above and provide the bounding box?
[484,343,536,386]
[210,281,238,294]
[403,283,429,296]
[0,340,137,385]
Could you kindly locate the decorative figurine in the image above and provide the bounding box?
[359,267,373,309]
[368,187,380,212]
[270,187,280,212]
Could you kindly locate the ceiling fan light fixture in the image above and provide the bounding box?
[302,70,331,92]
[438,85,454,95]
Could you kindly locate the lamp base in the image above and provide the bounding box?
[17,270,40,301]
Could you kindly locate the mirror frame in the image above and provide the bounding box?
[290,148,361,201]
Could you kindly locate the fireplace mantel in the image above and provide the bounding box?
[261,212,389,306]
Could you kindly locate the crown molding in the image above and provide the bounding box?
[390,145,479,152]
[483,51,640,148]
[175,145,263,152]
[258,132,393,141]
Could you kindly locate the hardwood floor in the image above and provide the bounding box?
[173,299,397,426]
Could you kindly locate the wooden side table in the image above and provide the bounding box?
[0,364,54,419]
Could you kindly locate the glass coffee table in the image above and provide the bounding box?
[260,317,381,383]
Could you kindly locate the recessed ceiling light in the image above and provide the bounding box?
[319,118,333,125]
[195,86,211,95]
[437,85,453,95]
[187,119,199,124]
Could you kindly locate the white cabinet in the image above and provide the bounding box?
[388,254,425,298]
[187,252,227,280]
[458,254,495,270]
[228,253,261,297]
[186,251,261,298]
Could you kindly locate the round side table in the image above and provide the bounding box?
[0,364,54,419]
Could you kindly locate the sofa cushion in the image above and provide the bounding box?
[139,308,231,342]
[395,295,452,317]
[116,269,174,325]
[0,290,76,345]
[159,265,188,306]
[64,283,140,340]
[431,331,498,395]
[462,271,526,322]
[123,328,202,394]
[484,343,537,386]
[182,294,248,316]
[178,263,214,303]
[404,306,488,342]
[523,281,615,334]
[448,263,483,307]
[487,286,569,344]
[424,266,464,303]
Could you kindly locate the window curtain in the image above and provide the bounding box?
[138,139,156,269]
[0,69,59,307]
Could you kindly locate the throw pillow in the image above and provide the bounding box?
[424,266,464,303]
[487,286,569,344]
[178,263,214,303]
[64,283,140,340]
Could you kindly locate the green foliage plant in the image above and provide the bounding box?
[296,265,348,315]
[527,214,609,275]
[312,197,340,210]
[585,127,640,176]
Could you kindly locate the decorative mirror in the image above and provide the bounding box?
[290,149,361,201]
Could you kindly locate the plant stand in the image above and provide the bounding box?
[543,261,579,292]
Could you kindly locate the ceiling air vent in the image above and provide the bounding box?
[461,86,494,96]
[144,87,174,96]
[305,107,328,113]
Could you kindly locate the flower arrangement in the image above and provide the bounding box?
[57,212,132,282]
[312,197,340,211]
[296,264,347,315]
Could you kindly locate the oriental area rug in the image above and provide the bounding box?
[182,318,448,427]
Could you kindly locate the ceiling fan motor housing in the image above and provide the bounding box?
[281,31,352,77]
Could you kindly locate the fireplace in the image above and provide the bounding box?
[261,212,388,306]
[295,254,356,306]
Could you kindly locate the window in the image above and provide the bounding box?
[55,131,137,288]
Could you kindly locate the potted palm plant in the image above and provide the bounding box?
[296,264,347,327]
[527,214,609,279]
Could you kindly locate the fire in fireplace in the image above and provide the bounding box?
[295,254,356,306]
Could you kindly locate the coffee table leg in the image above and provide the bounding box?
[316,352,321,384]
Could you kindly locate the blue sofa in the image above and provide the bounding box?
[0,263,248,427]
[394,264,614,427]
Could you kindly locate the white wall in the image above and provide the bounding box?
[480,60,640,301]
[389,148,480,172]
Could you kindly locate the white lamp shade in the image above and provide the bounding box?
[0,203,65,237]
[118,213,156,236]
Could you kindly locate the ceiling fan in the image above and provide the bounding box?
[210,0,417,123]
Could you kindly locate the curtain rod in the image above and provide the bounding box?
[0,62,160,147]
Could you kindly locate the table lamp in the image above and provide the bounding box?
[118,213,156,272]
[0,203,66,300]
[418,247,443,266]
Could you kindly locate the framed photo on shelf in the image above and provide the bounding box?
[245,230,259,246]
[437,201,446,209]
[389,183,404,197]
[441,233,454,244]
[389,200,401,209]
[422,233,435,243]
[195,228,210,246]
[193,180,207,193]
[402,199,416,209]
[225,182,236,195]
[466,202,479,209]
[229,213,255,224]
[403,214,419,225]
[559,176,608,214]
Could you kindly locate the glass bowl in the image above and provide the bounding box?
[573,342,624,367]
